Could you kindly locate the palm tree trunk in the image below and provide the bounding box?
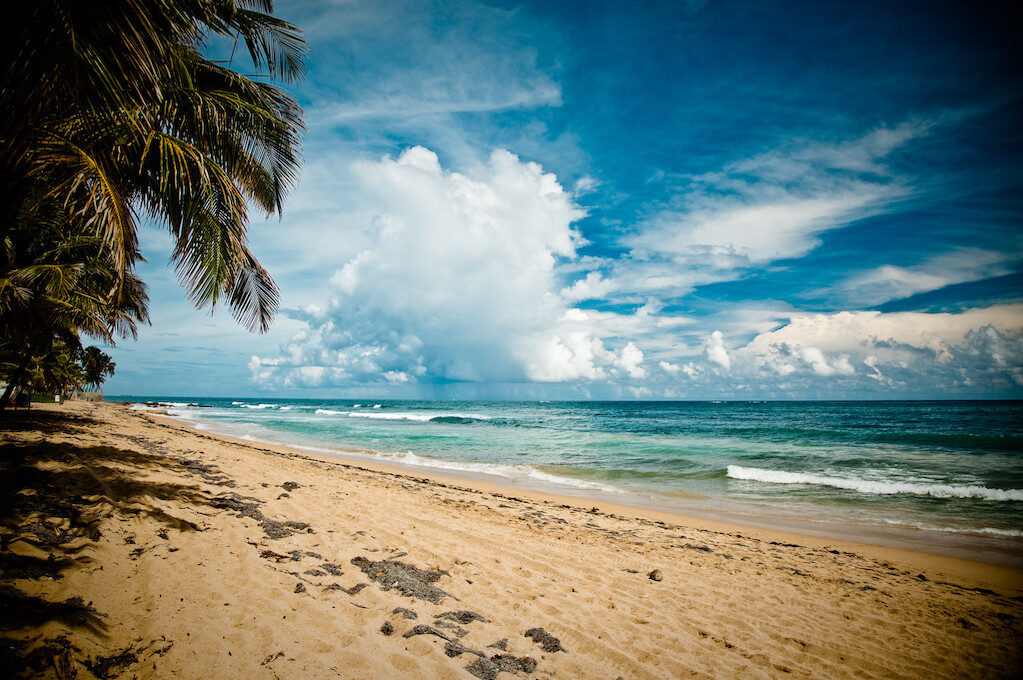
[0,350,32,411]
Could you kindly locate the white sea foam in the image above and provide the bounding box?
[313,409,490,422]
[231,401,245,405]
[727,465,1023,501]
[239,403,278,409]
[881,519,1023,538]
[961,526,1023,538]
[349,411,433,421]
[129,401,194,410]
[371,450,622,492]
[172,408,618,494]
[373,404,382,408]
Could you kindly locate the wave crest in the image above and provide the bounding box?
[726,465,1023,501]
[313,409,490,423]
[372,451,622,492]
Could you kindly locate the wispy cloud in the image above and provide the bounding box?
[826,248,1018,307]
[564,121,932,307]
[633,121,928,260]
[300,0,562,129]
[310,86,561,126]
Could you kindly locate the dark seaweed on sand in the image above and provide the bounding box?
[436,610,488,624]
[524,627,566,653]
[211,492,310,539]
[466,653,538,680]
[84,648,138,679]
[351,556,452,603]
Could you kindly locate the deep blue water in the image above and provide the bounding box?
[116,398,1023,543]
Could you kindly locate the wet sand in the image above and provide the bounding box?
[1,401,1020,679]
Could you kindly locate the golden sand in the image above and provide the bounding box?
[1,401,1020,679]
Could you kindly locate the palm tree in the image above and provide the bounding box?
[0,190,148,407]
[80,346,117,392]
[1,0,306,332]
[29,342,87,397]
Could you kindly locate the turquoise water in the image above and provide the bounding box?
[118,398,1023,551]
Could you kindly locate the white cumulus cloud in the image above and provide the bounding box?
[732,304,1023,391]
[251,147,653,388]
[705,330,731,369]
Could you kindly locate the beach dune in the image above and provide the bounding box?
[1,402,1020,679]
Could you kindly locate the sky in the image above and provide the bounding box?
[104,0,1023,400]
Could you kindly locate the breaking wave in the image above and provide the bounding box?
[369,450,622,492]
[726,465,1023,501]
[313,409,491,423]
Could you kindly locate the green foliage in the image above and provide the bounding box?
[29,341,85,395]
[0,1,306,404]
[80,346,117,391]
[0,199,144,403]
[2,0,306,331]
[7,342,116,397]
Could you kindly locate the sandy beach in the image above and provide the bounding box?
[1,401,1020,679]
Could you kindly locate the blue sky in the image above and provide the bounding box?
[105,0,1023,399]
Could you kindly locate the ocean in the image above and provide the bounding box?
[117,398,1023,563]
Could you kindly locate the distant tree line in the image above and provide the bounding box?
[0,1,306,407]
[19,342,117,398]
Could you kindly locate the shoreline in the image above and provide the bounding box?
[145,403,1023,571]
[140,405,1021,588]
[2,401,1021,679]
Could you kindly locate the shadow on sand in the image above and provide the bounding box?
[0,411,217,677]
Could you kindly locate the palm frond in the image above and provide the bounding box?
[228,248,279,333]
[231,8,308,83]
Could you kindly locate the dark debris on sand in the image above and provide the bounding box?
[211,493,310,539]
[0,635,76,680]
[402,624,451,641]
[524,627,566,653]
[84,647,138,679]
[439,637,540,678]
[493,654,537,674]
[435,621,468,637]
[466,653,538,680]
[436,610,488,625]
[340,583,369,596]
[210,493,264,521]
[444,640,474,657]
[351,556,451,603]
[179,458,235,487]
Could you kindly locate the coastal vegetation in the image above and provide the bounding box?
[22,341,116,401]
[0,0,306,405]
